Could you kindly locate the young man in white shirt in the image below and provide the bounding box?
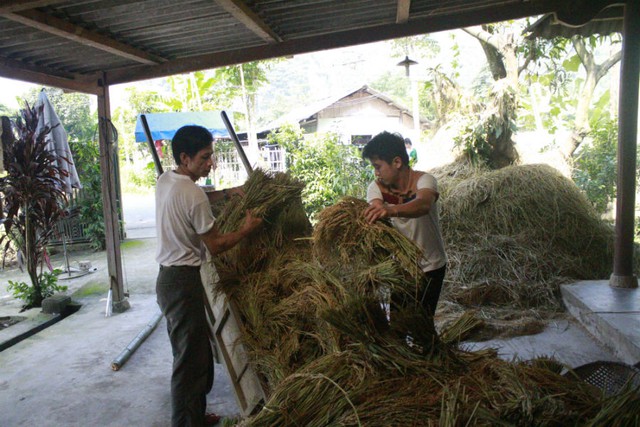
[362,131,447,332]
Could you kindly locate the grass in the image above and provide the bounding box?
[120,239,146,250]
[71,281,108,298]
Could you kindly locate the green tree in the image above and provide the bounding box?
[370,70,409,103]
[389,35,442,137]
[527,34,621,159]
[269,123,373,221]
[0,102,15,116]
[572,119,617,214]
[459,22,531,167]
[421,65,469,130]
[113,85,166,191]
[572,119,640,216]
[23,88,95,145]
[72,137,106,250]
[214,62,274,164]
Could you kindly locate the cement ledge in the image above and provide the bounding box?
[561,280,640,365]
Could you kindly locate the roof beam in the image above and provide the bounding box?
[213,0,282,43]
[107,0,570,85]
[396,0,411,24]
[0,57,98,94]
[3,9,165,65]
[0,0,66,13]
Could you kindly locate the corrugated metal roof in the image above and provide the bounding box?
[525,4,623,40]
[0,0,621,92]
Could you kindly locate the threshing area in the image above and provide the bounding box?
[1,166,640,425]
[0,270,630,426]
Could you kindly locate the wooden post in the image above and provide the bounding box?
[610,0,640,289]
[97,73,130,311]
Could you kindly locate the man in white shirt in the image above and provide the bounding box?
[155,125,261,426]
[362,131,447,332]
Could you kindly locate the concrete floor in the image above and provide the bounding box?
[0,236,239,427]
[1,235,637,426]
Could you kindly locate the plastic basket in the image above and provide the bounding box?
[563,361,640,397]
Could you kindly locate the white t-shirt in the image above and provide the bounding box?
[155,171,215,267]
[367,173,447,272]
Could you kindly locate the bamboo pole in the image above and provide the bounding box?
[111,310,163,371]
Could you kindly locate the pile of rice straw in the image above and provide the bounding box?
[205,168,640,426]
[430,162,622,338]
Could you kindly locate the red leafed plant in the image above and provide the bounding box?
[0,102,69,308]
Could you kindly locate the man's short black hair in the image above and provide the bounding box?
[171,125,213,165]
[404,138,412,147]
[362,131,409,166]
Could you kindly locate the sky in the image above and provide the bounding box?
[1,78,39,110]
[0,77,134,113]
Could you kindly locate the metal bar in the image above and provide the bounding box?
[221,110,252,174]
[140,114,164,178]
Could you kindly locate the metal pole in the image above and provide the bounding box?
[221,110,253,174]
[140,114,164,177]
[611,0,639,288]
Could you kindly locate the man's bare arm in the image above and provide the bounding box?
[200,210,262,255]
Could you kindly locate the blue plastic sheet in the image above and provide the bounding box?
[134,111,231,142]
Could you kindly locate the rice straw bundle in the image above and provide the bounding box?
[243,351,373,427]
[313,196,424,281]
[243,302,640,426]
[224,252,351,386]
[213,168,311,279]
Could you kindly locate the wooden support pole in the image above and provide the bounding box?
[97,73,130,310]
[610,0,639,289]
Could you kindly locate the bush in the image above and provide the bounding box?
[572,120,618,215]
[71,139,106,250]
[0,104,68,307]
[8,270,68,309]
[268,124,373,221]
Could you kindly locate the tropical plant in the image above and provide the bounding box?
[160,71,221,112]
[269,123,373,221]
[23,87,107,250]
[0,103,70,308]
[532,35,621,159]
[8,270,67,308]
[453,81,518,168]
[214,62,275,164]
[572,118,640,216]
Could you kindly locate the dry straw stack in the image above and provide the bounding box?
[432,162,618,338]
[209,167,639,426]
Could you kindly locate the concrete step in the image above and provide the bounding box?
[561,280,640,366]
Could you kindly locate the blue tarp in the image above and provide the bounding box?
[134,111,232,142]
